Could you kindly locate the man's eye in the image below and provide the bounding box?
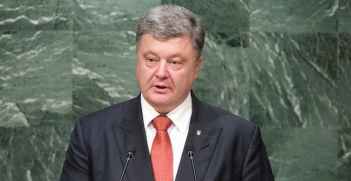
[172,61,179,65]
[148,58,154,62]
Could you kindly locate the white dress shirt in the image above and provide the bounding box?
[141,93,192,181]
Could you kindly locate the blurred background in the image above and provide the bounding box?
[0,0,350,180]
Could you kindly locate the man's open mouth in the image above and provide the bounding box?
[156,86,167,89]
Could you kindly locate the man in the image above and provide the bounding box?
[60,4,274,181]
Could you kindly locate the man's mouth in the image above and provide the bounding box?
[156,85,167,89]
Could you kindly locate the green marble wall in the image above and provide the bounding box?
[0,0,350,180]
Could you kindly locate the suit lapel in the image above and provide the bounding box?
[112,95,155,181]
[176,92,222,181]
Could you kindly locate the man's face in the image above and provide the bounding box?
[136,34,202,114]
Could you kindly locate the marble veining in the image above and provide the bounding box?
[0,0,350,180]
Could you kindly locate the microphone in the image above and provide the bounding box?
[120,146,136,181]
[185,144,197,181]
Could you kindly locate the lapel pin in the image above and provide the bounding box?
[197,130,201,136]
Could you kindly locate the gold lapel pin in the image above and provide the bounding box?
[197,130,201,136]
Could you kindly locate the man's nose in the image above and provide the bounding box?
[155,61,169,79]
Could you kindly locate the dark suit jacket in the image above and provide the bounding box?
[60,92,274,181]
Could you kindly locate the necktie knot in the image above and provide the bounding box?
[152,116,172,131]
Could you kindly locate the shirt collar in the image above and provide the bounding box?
[141,93,192,134]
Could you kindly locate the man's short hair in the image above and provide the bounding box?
[136,4,205,58]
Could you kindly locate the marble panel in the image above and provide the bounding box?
[250,0,338,33]
[247,32,349,128]
[193,32,249,119]
[72,31,140,119]
[337,33,351,127]
[71,0,161,31]
[164,0,249,33]
[0,0,73,30]
[338,0,351,32]
[337,128,351,181]
[0,31,73,127]
[0,124,71,181]
[261,128,338,181]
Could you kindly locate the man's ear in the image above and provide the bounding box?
[195,56,203,79]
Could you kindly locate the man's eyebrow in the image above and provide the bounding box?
[169,53,185,59]
[143,51,158,57]
[142,51,187,60]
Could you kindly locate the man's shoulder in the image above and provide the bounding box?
[197,100,257,133]
[78,96,139,126]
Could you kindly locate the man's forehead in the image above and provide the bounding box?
[139,34,191,47]
[137,34,197,59]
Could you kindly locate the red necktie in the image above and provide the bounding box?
[151,116,173,181]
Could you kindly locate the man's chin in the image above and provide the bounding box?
[145,93,172,104]
[148,97,171,106]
